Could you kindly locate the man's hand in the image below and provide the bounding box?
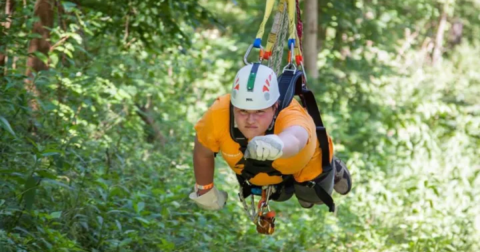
[244,135,284,161]
[196,188,212,196]
[189,186,228,211]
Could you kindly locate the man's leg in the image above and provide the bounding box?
[333,157,352,195]
[295,165,335,209]
[295,157,352,209]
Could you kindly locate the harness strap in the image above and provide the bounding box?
[287,0,296,43]
[241,159,282,180]
[311,182,335,212]
[278,70,330,167]
[297,166,335,212]
[299,181,335,212]
[301,88,331,167]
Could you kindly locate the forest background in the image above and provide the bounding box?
[1,0,480,251]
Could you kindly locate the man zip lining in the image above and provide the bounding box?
[189,0,352,234]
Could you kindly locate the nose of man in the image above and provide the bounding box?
[246,113,255,124]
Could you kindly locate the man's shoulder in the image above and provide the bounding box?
[202,94,230,134]
[209,94,231,112]
[275,98,314,130]
[195,94,231,147]
[278,99,309,117]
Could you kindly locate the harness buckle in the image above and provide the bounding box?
[306,181,316,188]
[241,170,255,181]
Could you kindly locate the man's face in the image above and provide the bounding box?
[233,103,278,139]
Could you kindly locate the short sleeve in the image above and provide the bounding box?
[275,101,315,140]
[194,101,221,153]
[272,100,317,175]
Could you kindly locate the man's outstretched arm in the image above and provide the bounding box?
[193,135,215,196]
[278,125,309,158]
[244,126,309,161]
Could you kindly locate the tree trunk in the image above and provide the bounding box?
[25,0,54,111]
[448,19,463,48]
[432,5,448,65]
[0,0,15,75]
[304,0,318,79]
[136,103,166,146]
[317,0,327,52]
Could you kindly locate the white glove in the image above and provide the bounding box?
[189,186,227,211]
[244,134,284,161]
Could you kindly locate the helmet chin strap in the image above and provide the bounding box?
[267,103,279,132]
[267,115,276,131]
[234,114,238,128]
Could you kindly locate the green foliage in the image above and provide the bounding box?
[78,0,217,51]
[1,0,480,251]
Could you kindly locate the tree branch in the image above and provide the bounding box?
[49,35,70,53]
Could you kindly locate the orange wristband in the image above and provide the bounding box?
[195,183,214,190]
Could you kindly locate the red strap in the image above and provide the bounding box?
[296,0,303,49]
[295,0,308,83]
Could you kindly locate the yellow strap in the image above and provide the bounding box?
[255,0,276,42]
[264,0,286,57]
[253,0,302,65]
[287,0,296,41]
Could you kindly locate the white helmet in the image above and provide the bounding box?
[230,63,280,110]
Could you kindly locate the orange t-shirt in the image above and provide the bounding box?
[194,94,333,186]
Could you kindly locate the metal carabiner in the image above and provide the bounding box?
[256,198,276,235]
[300,61,308,83]
[244,44,264,65]
[238,186,256,223]
[239,184,277,234]
[282,43,297,73]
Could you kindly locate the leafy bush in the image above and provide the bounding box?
[1,0,480,251]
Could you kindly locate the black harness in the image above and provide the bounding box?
[228,69,335,212]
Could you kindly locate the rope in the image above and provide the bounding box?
[267,0,288,75]
[264,0,286,60]
[295,0,307,82]
[251,0,304,74]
